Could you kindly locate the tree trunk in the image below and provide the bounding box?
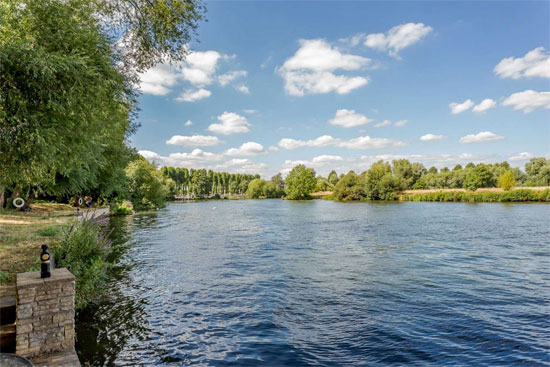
[0,186,5,208]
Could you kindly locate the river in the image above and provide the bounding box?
[75,200,550,366]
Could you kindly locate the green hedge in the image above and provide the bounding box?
[401,189,550,203]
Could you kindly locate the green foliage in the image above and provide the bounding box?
[125,157,172,210]
[38,227,61,237]
[332,171,364,201]
[0,0,137,201]
[271,173,285,191]
[110,200,134,215]
[327,170,340,186]
[285,165,316,200]
[497,170,516,191]
[53,218,112,310]
[525,158,550,186]
[402,189,550,203]
[364,161,404,200]
[247,179,284,199]
[247,179,266,199]
[314,176,333,192]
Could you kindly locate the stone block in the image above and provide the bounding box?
[17,323,33,334]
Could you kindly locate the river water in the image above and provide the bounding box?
[75,200,550,366]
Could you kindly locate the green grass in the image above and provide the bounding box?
[401,189,550,203]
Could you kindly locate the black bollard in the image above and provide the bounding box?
[40,244,51,278]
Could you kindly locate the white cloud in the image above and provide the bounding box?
[501,90,550,113]
[472,99,497,113]
[339,136,407,150]
[364,23,433,57]
[282,155,344,169]
[175,88,212,102]
[374,120,391,128]
[138,64,179,95]
[224,142,266,156]
[218,70,247,86]
[449,99,474,114]
[207,112,251,135]
[243,109,257,114]
[278,135,406,150]
[494,47,550,79]
[508,152,535,161]
[279,39,370,96]
[459,131,504,144]
[269,145,279,151]
[184,120,193,126]
[278,135,338,149]
[182,50,222,86]
[420,133,446,142]
[394,119,408,127]
[235,85,250,94]
[138,150,161,161]
[328,109,373,127]
[166,135,220,146]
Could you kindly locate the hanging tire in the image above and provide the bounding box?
[13,197,25,208]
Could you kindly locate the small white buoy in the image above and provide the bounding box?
[212,207,216,210]
[13,197,25,208]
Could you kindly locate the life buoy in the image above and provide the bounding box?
[13,197,25,208]
[78,198,83,206]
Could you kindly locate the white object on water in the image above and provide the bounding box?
[212,207,216,210]
[13,197,25,208]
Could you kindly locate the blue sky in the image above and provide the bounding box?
[134,1,550,178]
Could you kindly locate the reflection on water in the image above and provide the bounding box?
[76,201,550,366]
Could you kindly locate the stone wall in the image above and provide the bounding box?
[15,268,75,358]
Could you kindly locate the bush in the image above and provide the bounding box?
[52,218,112,310]
[497,170,516,191]
[401,189,550,203]
[110,200,134,215]
[38,227,61,237]
[285,165,316,200]
[332,171,364,201]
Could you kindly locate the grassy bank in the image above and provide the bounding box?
[0,203,76,296]
[400,189,550,203]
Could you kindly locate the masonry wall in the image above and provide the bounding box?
[15,268,75,358]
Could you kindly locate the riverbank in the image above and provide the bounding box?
[400,188,550,202]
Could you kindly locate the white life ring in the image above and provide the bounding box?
[13,197,25,208]
[78,198,83,206]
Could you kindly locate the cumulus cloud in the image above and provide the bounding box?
[394,119,408,127]
[278,135,406,150]
[138,150,161,161]
[472,99,497,113]
[181,50,223,85]
[175,88,212,102]
[494,47,550,79]
[420,134,446,142]
[166,135,220,146]
[282,155,344,169]
[459,131,504,144]
[184,120,193,126]
[138,64,179,95]
[508,152,535,161]
[364,23,433,57]
[218,70,247,86]
[501,90,550,113]
[279,39,370,96]
[269,145,279,151]
[449,99,474,114]
[207,112,251,135]
[224,142,266,156]
[328,109,373,127]
[374,120,391,128]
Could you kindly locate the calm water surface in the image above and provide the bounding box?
[76,200,550,366]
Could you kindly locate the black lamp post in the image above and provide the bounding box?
[40,244,51,278]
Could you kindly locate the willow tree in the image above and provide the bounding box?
[0,0,205,207]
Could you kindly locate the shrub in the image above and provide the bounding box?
[401,189,550,203]
[52,218,112,310]
[38,227,61,237]
[497,170,516,191]
[110,200,134,215]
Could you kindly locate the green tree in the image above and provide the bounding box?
[247,179,266,199]
[525,158,550,186]
[125,157,172,210]
[332,171,364,201]
[314,176,333,192]
[327,170,339,186]
[497,170,516,191]
[285,165,316,200]
[364,161,403,200]
[271,173,285,190]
